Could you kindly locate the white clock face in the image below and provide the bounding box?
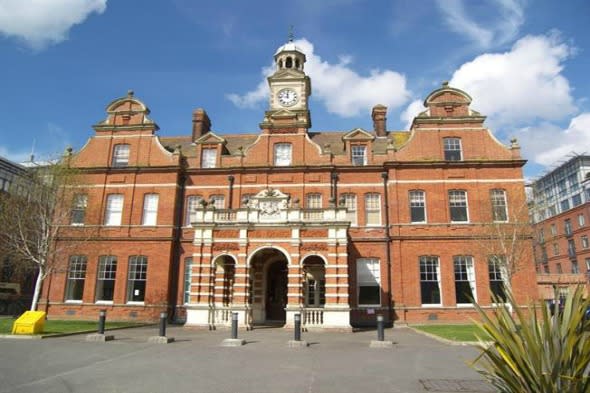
[277,88,298,106]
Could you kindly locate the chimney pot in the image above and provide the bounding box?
[192,108,211,141]
[372,105,387,137]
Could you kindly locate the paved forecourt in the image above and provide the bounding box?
[0,325,492,393]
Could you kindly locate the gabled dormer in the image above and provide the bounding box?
[342,128,375,166]
[411,82,485,129]
[195,132,227,169]
[93,90,159,135]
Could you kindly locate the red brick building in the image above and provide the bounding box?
[42,40,537,328]
[530,155,590,303]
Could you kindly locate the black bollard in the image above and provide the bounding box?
[231,312,238,339]
[98,309,106,335]
[294,313,302,341]
[377,314,384,341]
[159,312,167,337]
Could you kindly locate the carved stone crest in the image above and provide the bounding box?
[247,188,290,220]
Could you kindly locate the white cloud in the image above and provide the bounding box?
[400,99,424,130]
[0,0,107,50]
[436,0,525,49]
[226,38,411,118]
[516,113,590,166]
[0,145,32,164]
[449,34,576,126]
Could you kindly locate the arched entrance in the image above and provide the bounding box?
[265,260,287,321]
[249,247,289,325]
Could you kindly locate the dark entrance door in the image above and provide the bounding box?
[265,260,287,322]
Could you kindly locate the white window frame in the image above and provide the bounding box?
[142,194,159,226]
[420,256,441,306]
[65,255,87,302]
[409,190,426,223]
[351,145,367,166]
[488,256,507,303]
[305,193,323,220]
[185,195,203,226]
[356,258,381,306]
[443,137,462,161]
[96,255,117,303]
[112,144,130,167]
[582,236,589,249]
[127,256,147,303]
[449,190,469,223]
[453,256,476,306]
[342,193,357,226]
[104,194,123,226]
[71,194,88,226]
[201,148,217,168]
[490,189,508,222]
[274,143,292,166]
[578,214,586,227]
[184,258,193,304]
[365,193,381,226]
[210,195,225,209]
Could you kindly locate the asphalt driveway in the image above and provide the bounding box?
[0,325,493,393]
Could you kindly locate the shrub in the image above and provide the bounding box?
[472,286,590,392]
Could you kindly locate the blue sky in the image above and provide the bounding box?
[1,0,589,178]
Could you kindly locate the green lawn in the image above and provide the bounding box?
[412,324,490,342]
[0,317,142,335]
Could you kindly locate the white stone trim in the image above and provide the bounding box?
[325,274,350,278]
[325,294,349,297]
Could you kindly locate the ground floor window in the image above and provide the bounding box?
[184,257,192,304]
[357,258,380,306]
[96,256,117,302]
[488,256,507,302]
[453,256,476,304]
[65,255,87,301]
[420,256,441,305]
[127,256,147,302]
[305,279,326,307]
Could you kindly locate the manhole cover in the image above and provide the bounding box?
[420,379,495,392]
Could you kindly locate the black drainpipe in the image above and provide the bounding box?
[381,171,393,326]
[330,172,338,205]
[228,175,235,209]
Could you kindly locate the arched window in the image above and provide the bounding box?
[285,57,293,68]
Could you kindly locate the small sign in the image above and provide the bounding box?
[366,308,375,315]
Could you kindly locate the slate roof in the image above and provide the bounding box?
[159,130,411,158]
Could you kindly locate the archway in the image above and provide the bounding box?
[248,247,289,324]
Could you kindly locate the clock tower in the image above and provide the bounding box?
[260,37,312,133]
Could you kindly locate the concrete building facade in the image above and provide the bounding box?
[42,40,537,328]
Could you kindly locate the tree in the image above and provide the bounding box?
[477,199,534,295]
[0,156,87,311]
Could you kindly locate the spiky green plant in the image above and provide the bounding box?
[472,286,590,392]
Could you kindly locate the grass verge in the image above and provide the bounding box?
[412,324,489,342]
[0,317,143,335]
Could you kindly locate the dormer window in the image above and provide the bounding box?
[274,143,292,166]
[351,145,367,166]
[443,138,462,161]
[201,148,217,168]
[112,144,130,167]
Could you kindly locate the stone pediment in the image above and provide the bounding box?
[269,109,297,118]
[195,131,226,144]
[342,128,374,141]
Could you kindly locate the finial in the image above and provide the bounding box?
[288,25,294,42]
[127,89,134,97]
[442,81,449,87]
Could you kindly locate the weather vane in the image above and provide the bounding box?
[288,25,294,42]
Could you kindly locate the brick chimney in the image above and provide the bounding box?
[192,108,211,141]
[372,105,387,137]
